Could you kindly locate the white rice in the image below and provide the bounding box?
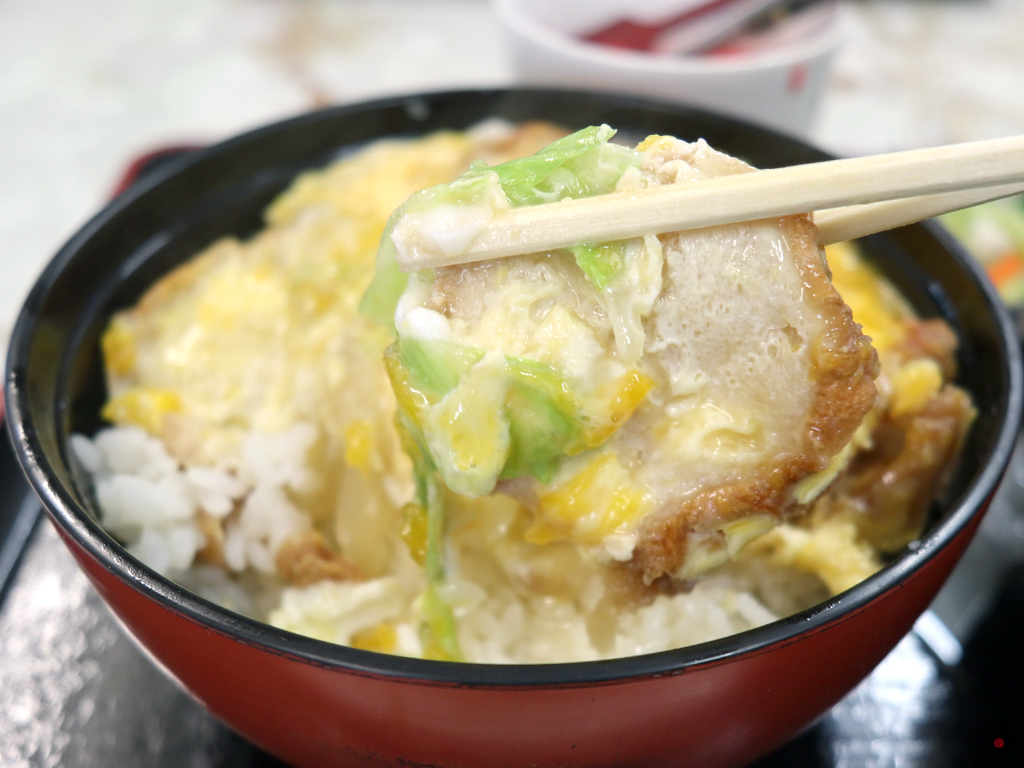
[72,423,317,579]
[73,423,794,663]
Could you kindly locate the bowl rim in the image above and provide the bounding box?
[5,87,1023,688]
[494,0,848,73]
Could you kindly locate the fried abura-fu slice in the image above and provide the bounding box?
[364,127,879,583]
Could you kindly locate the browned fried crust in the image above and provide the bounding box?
[824,316,972,552]
[840,385,975,553]
[632,215,880,583]
[275,530,363,586]
[896,318,959,379]
[195,510,227,568]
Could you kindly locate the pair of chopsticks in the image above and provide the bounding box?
[396,135,1024,272]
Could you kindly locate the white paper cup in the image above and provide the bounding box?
[494,0,848,138]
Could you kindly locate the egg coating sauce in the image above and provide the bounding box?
[90,124,975,662]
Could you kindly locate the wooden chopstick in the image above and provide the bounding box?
[395,134,1024,272]
[816,182,1024,245]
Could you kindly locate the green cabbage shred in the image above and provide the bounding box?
[359,125,643,329]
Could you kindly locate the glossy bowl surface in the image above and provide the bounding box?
[6,89,1022,768]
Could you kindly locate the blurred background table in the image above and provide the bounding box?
[2,1,1024,766]
[3,0,1024,337]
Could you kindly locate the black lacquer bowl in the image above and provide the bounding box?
[5,89,1022,768]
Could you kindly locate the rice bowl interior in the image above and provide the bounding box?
[70,120,976,664]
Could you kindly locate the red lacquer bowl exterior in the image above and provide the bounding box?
[58,508,984,768]
[6,90,1023,768]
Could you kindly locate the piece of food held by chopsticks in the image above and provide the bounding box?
[78,120,983,663]
[360,126,977,599]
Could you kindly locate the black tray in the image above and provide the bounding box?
[1,151,1022,768]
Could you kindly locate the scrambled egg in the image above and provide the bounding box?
[100,132,498,579]
[94,125,975,663]
[389,133,882,583]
